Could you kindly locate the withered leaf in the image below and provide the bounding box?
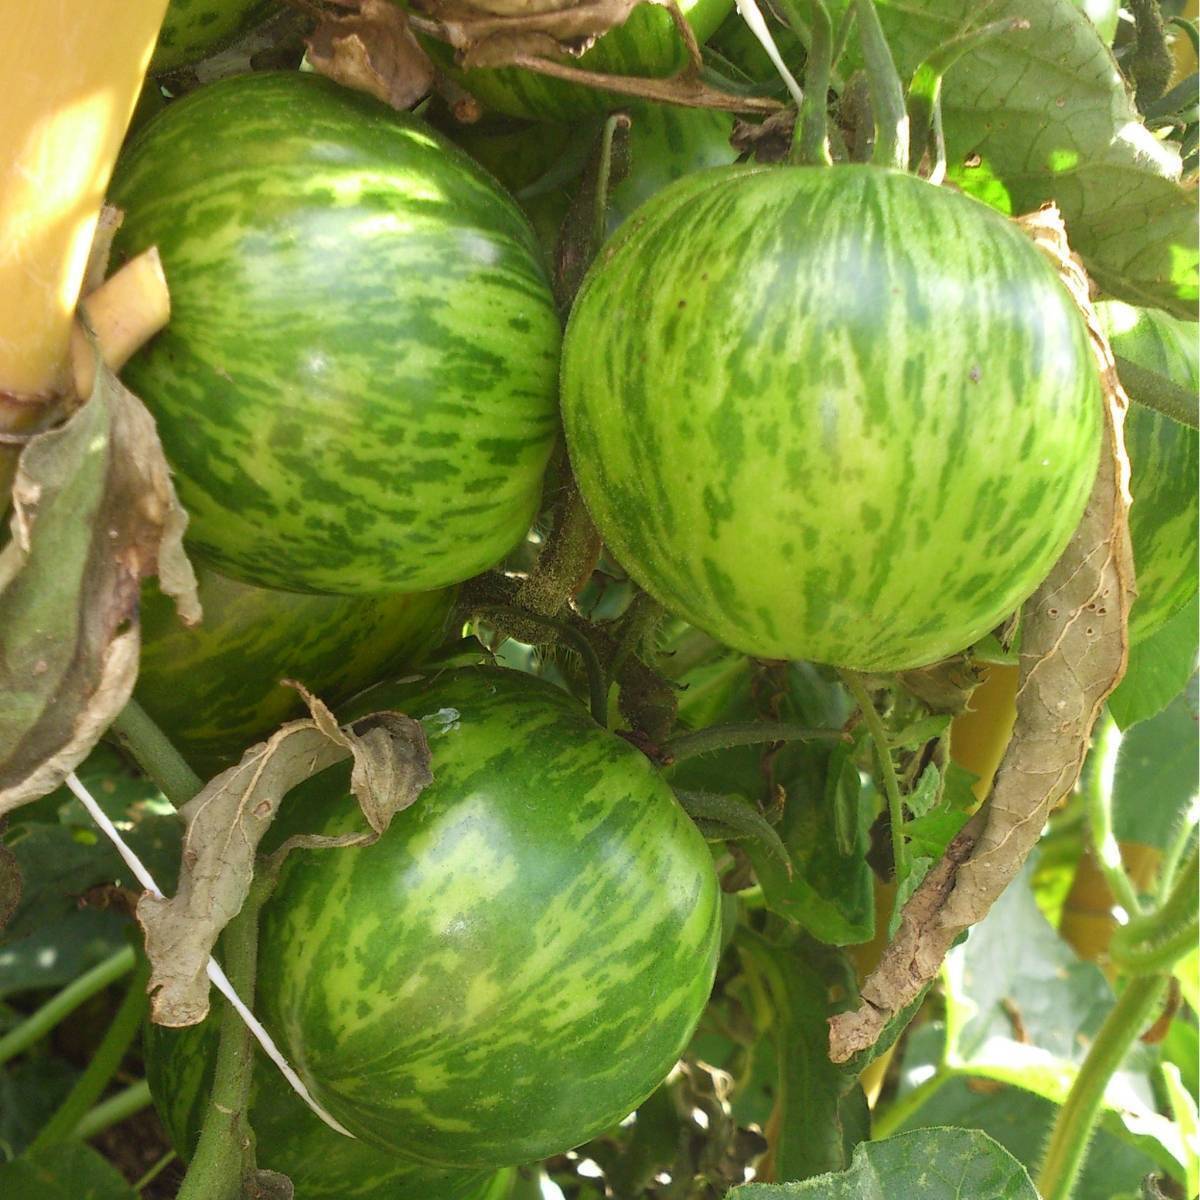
[307,0,435,110]
[138,687,431,1027]
[0,351,199,817]
[420,0,642,50]
[828,206,1135,1063]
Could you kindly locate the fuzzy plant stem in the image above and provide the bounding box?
[110,696,204,808]
[854,0,908,170]
[30,955,150,1149]
[0,945,136,1068]
[661,721,847,763]
[74,1079,153,1141]
[175,875,273,1200]
[1037,972,1168,1200]
[1085,712,1142,918]
[1109,844,1199,976]
[1114,354,1200,429]
[842,672,907,880]
[773,0,832,165]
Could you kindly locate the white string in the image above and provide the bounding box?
[65,771,356,1139]
[735,0,806,109]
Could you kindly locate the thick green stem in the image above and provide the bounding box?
[841,672,907,881]
[1109,844,1199,975]
[175,876,271,1200]
[73,1078,152,1141]
[1156,818,1197,900]
[134,1149,178,1193]
[0,945,136,1067]
[1114,354,1200,430]
[905,18,1026,174]
[674,789,790,869]
[1037,973,1168,1200]
[1085,712,1142,917]
[774,0,832,165]
[872,1067,954,1139]
[855,0,908,170]
[30,956,150,1149]
[110,697,204,807]
[662,720,846,763]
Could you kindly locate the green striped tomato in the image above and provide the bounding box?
[143,1019,509,1199]
[255,667,721,1168]
[562,165,1103,671]
[109,71,560,596]
[135,566,454,778]
[1097,302,1199,644]
[150,0,273,74]
[417,0,733,121]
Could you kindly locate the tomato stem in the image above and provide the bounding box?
[853,0,909,171]
[1109,843,1199,975]
[175,874,274,1200]
[779,0,833,165]
[110,697,204,808]
[1084,712,1143,918]
[0,945,136,1069]
[841,672,907,881]
[1114,353,1200,429]
[905,18,1029,177]
[1036,972,1169,1200]
[661,720,847,763]
[29,955,150,1150]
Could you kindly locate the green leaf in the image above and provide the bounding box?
[0,1143,137,1199]
[888,1071,1165,1200]
[1161,1062,1200,1200]
[1112,679,1200,851]
[836,0,1198,316]
[0,1058,78,1159]
[888,855,933,938]
[1109,596,1199,730]
[1174,945,1199,1012]
[728,1128,1039,1198]
[1,811,179,998]
[906,764,941,818]
[737,933,859,1182]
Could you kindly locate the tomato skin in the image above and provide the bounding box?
[562,165,1102,671]
[254,667,722,1169]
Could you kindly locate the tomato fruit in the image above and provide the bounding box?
[561,165,1102,670]
[254,667,721,1168]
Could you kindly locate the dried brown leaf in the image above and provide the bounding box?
[138,690,431,1027]
[828,205,1135,1063]
[421,0,641,50]
[0,352,199,817]
[81,205,124,297]
[307,0,435,110]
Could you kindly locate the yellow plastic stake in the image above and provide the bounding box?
[0,3,169,407]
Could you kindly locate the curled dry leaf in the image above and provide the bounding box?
[138,685,432,1027]
[828,205,1136,1063]
[306,0,435,111]
[0,351,199,817]
[414,0,782,112]
[421,0,643,51]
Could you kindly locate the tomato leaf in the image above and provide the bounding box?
[1112,678,1200,853]
[1108,596,1199,730]
[306,0,435,110]
[738,933,862,1182]
[728,1128,1039,1198]
[0,355,199,817]
[0,1142,138,1200]
[837,0,1198,317]
[138,688,431,1027]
